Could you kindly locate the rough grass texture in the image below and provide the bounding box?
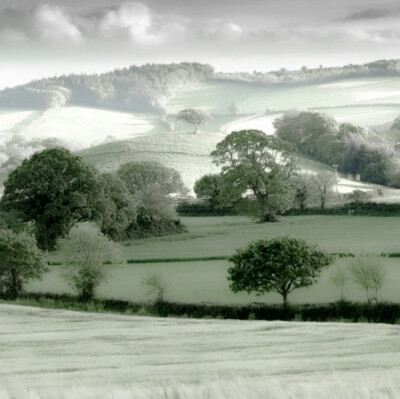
[1,304,400,398]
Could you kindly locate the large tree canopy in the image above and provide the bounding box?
[117,161,187,197]
[228,236,333,305]
[211,130,298,222]
[0,148,99,250]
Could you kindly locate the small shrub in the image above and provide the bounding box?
[248,312,256,320]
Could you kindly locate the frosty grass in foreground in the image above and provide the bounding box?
[1,304,400,398]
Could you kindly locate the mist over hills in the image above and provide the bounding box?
[2,59,400,113]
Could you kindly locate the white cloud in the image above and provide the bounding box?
[97,2,163,44]
[32,4,82,44]
[199,20,243,41]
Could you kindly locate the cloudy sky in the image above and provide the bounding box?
[1,0,400,89]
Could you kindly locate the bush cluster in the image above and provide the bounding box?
[176,201,236,216]
[274,111,399,187]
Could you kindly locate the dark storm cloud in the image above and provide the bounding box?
[340,7,400,21]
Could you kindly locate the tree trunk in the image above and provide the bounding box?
[194,124,200,134]
[282,291,289,307]
[320,195,325,210]
[258,197,278,223]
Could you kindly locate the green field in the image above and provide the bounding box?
[28,216,400,304]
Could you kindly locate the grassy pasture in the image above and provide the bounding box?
[26,257,400,304]
[125,216,400,258]
[1,304,400,398]
[28,216,400,304]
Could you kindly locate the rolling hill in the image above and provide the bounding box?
[1,62,400,196]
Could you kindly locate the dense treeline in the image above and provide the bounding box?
[274,111,400,187]
[215,59,400,86]
[0,62,214,112]
[0,148,187,250]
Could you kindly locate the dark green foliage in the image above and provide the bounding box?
[285,201,400,216]
[6,292,400,324]
[228,236,333,305]
[127,256,228,264]
[125,206,186,238]
[0,148,99,250]
[211,130,298,222]
[117,161,187,238]
[274,110,398,187]
[361,160,389,185]
[194,174,223,207]
[0,210,30,233]
[0,230,47,299]
[95,173,136,241]
[176,201,236,216]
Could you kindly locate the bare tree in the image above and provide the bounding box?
[311,172,337,210]
[348,253,387,303]
[331,265,349,301]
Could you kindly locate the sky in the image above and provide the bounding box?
[1,0,400,89]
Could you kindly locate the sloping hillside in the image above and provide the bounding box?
[78,132,224,192]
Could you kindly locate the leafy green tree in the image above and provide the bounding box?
[360,160,389,185]
[228,236,333,305]
[274,111,337,157]
[117,161,187,197]
[194,174,223,208]
[0,148,99,250]
[176,108,211,133]
[95,173,136,241]
[0,229,47,299]
[211,130,298,222]
[59,223,124,301]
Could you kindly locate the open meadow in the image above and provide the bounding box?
[27,215,400,304]
[1,303,400,399]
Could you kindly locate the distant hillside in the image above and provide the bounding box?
[2,59,400,114]
[215,59,400,86]
[0,63,214,113]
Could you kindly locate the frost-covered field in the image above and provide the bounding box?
[0,107,157,151]
[79,132,225,193]
[1,304,400,399]
[168,78,400,127]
